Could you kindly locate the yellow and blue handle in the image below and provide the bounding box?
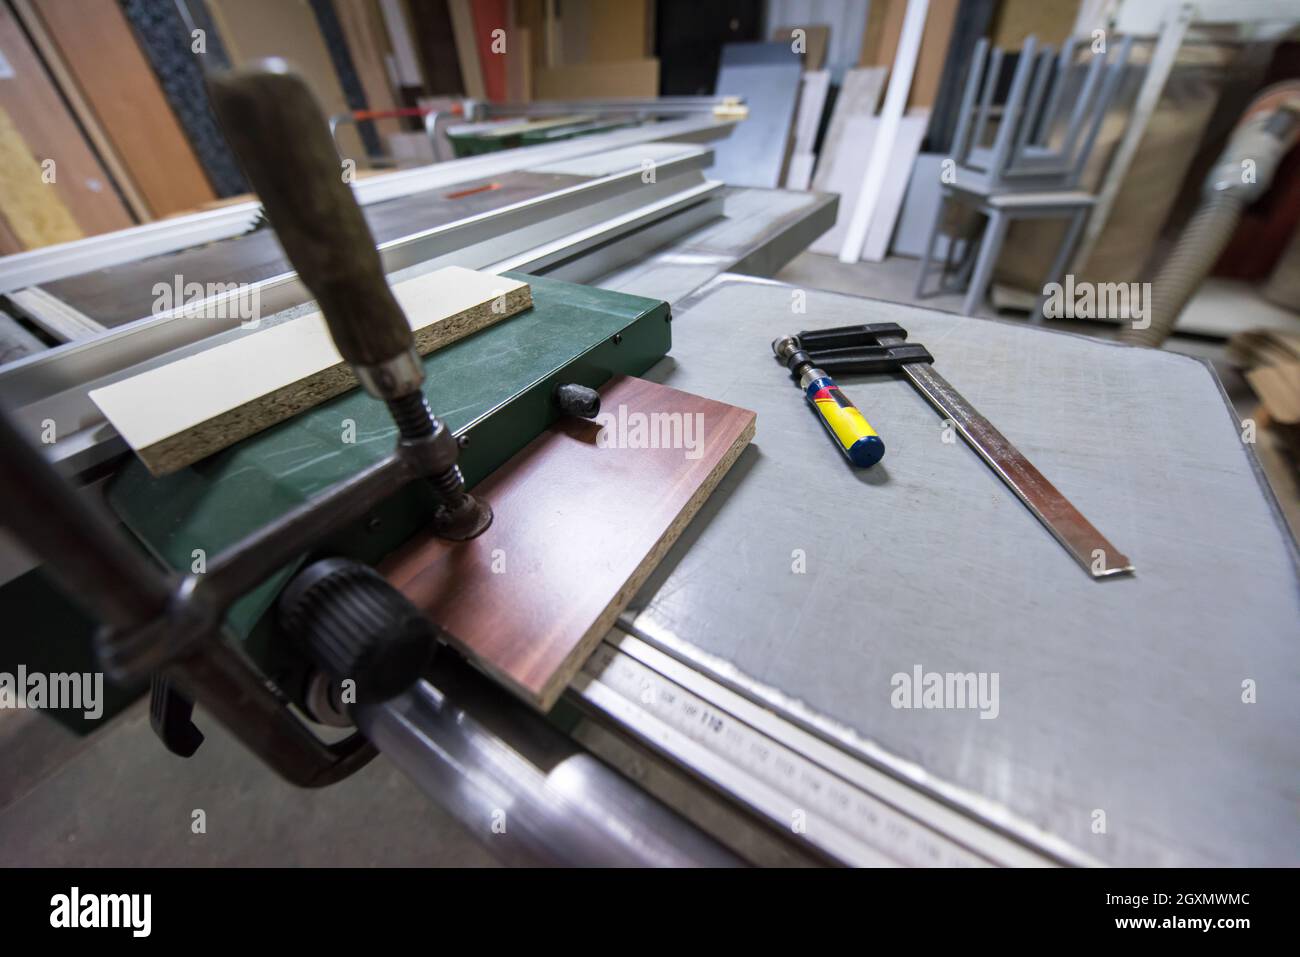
[805,374,885,468]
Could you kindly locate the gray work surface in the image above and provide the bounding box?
[626,275,1300,867]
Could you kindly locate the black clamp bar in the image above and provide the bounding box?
[793,322,934,376]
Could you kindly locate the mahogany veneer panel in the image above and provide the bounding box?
[382,374,756,710]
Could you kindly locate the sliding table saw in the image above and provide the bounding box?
[1,66,1298,868]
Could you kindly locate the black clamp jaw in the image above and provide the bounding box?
[791,322,934,376]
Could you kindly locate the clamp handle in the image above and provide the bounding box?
[208,60,417,391]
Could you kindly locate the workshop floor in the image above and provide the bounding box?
[2,251,1295,868]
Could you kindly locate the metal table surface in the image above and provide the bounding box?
[594,187,835,304]
[619,274,1300,867]
[41,170,587,328]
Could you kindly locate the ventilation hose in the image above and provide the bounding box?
[1122,193,1245,347]
[1121,82,1300,348]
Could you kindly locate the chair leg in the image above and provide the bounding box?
[952,218,981,290]
[963,209,1009,317]
[1033,208,1088,324]
[914,193,949,300]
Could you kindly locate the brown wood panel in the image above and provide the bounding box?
[31,0,214,218]
[0,106,80,248]
[205,0,366,164]
[535,58,659,99]
[909,0,959,110]
[859,0,906,69]
[382,375,757,710]
[10,0,151,222]
[990,0,1080,49]
[0,4,132,240]
[333,0,402,141]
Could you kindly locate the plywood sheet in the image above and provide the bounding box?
[90,267,530,476]
[32,0,214,218]
[382,374,756,710]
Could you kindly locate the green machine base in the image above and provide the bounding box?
[104,273,671,700]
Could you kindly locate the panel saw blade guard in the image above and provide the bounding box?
[777,322,1135,580]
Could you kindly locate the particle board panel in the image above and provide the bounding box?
[0,5,133,238]
[90,267,530,476]
[382,374,756,710]
[30,0,215,218]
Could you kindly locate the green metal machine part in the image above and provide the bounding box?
[6,274,671,716]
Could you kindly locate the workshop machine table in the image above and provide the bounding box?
[579,274,1300,868]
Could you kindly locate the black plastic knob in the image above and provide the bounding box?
[278,557,437,709]
[554,382,601,419]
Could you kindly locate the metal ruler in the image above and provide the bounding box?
[570,629,1064,867]
[892,340,1134,579]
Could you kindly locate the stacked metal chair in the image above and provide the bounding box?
[914,34,1136,317]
